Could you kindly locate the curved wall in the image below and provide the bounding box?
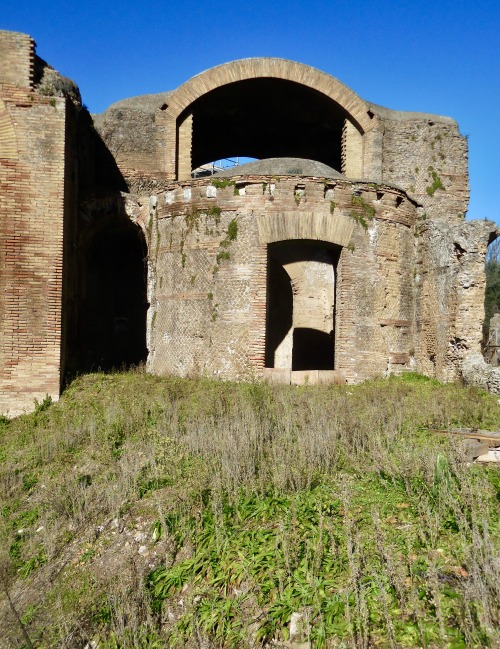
[147,174,417,382]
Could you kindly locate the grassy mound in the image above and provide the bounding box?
[0,372,499,648]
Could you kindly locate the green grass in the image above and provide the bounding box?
[0,371,499,647]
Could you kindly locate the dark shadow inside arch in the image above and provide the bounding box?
[183,78,353,172]
[265,240,340,371]
[79,219,148,372]
[265,256,293,368]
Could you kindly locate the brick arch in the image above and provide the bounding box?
[161,58,377,180]
[256,211,354,247]
[0,98,19,160]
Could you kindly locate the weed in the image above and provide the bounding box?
[227,218,238,241]
[34,394,52,414]
[349,195,376,230]
[210,178,235,190]
[1,373,499,646]
[184,209,200,233]
[203,205,222,228]
[426,167,445,196]
[216,251,230,264]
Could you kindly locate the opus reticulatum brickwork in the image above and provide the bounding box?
[1,30,498,415]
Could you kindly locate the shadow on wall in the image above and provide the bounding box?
[79,218,148,373]
[265,257,293,368]
[61,103,147,380]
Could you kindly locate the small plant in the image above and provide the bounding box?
[34,394,52,413]
[426,167,445,196]
[294,186,305,206]
[184,209,200,233]
[330,201,336,214]
[212,219,238,272]
[227,218,238,241]
[210,178,235,189]
[207,206,221,225]
[179,238,187,268]
[349,195,375,230]
[216,251,230,264]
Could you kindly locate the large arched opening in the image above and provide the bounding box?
[182,77,349,172]
[162,58,377,180]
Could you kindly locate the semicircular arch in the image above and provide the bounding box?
[162,59,377,180]
[166,58,375,134]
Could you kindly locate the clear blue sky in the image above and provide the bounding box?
[3,0,499,223]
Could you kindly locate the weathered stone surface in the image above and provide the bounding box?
[415,219,498,381]
[34,55,81,106]
[461,352,500,394]
[215,157,344,178]
[93,91,171,180]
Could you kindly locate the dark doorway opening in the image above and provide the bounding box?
[292,328,334,370]
[80,219,148,372]
[265,240,340,371]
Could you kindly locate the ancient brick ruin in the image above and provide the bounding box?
[1,30,498,415]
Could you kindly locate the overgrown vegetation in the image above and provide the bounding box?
[426,167,445,196]
[213,218,238,273]
[1,372,499,647]
[349,195,376,230]
[210,178,235,190]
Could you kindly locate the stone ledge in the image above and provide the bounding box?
[263,368,346,385]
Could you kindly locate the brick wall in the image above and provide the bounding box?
[0,31,34,88]
[0,33,68,416]
[147,175,420,382]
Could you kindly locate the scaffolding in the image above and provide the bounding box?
[191,157,242,178]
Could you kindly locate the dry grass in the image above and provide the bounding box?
[0,371,499,648]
